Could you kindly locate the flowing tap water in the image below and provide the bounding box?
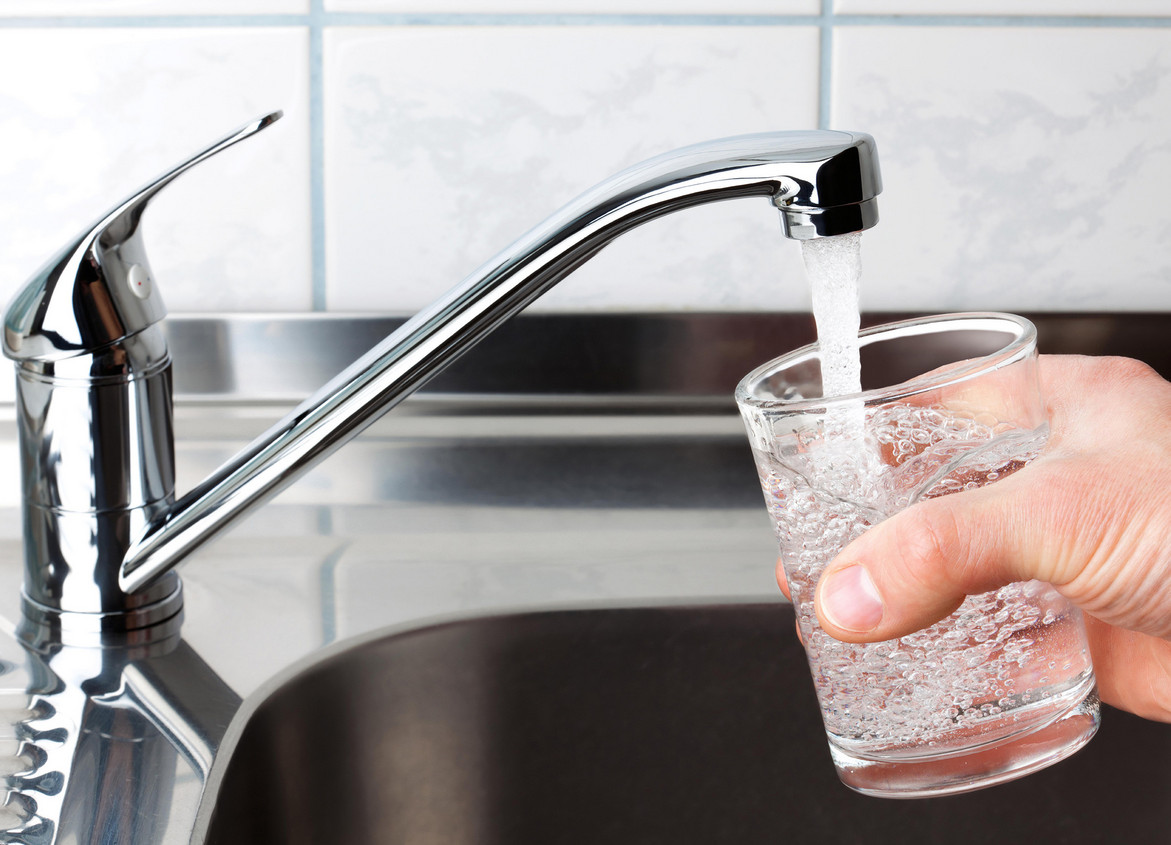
[754,233,1098,793]
[800,232,873,476]
[801,232,863,399]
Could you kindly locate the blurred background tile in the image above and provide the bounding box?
[5,12,1167,317]
[0,27,311,312]
[832,25,1171,312]
[324,25,821,313]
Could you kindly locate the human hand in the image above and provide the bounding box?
[781,355,1171,722]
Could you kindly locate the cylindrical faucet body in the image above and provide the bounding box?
[13,326,181,634]
[2,114,281,636]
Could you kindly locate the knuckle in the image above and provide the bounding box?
[1092,357,1168,406]
[1080,355,1158,386]
[1103,355,1159,382]
[889,505,965,592]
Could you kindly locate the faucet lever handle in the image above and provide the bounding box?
[3,110,283,363]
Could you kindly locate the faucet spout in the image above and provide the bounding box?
[121,129,880,595]
[5,122,880,630]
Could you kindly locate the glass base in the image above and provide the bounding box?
[828,685,1101,799]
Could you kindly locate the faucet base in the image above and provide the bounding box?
[19,581,184,647]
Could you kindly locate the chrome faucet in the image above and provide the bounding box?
[3,112,881,641]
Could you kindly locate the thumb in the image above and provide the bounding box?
[814,453,1171,643]
[814,501,1001,643]
[813,465,1070,643]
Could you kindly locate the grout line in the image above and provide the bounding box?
[830,14,1171,27]
[0,14,819,27]
[316,505,340,647]
[1,13,1168,28]
[317,503,334,537]
[0,15,310,27]
[818,0,833,130]
[318,13,822,25]
[318,535,347,647]
[310,0,328,311]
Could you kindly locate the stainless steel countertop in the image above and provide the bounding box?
[0,408,779,840]
[171,403,781,698]
[1,311,1168,842]
[2,310,1167,695]
[0,408,780,683]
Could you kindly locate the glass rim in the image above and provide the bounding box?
[734,311,1038,413]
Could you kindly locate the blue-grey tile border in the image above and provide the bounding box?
[311,0,328,310]
[2,13,1169,25]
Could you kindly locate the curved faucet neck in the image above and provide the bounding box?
[5,126,881,634]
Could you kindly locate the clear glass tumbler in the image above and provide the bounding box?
[735,313,1099,798]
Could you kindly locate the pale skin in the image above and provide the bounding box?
[776,355,1171,723]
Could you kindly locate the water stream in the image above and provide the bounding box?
[800,231,863,400]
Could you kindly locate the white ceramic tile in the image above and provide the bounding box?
[327,0,818,11]
[325,26,821,313]
[0,0,309,14]
[832,27,1171,312]
[0,28,311,314]
[837,0,1171,14]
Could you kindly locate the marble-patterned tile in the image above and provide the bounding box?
[832,26,1171,312]
[324,25,821,313]
[326,0,819,11]
[837,0,1171,14]
[0,28,311,313]
[0,0,309,13]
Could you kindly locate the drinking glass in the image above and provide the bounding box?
[735,312,1099,798]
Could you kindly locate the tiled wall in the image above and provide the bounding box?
[2,3,1169,315]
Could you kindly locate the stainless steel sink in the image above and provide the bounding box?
[200,602,1171,845]
[3,312,1170,843]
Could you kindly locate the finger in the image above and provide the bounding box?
[775,557,792,601]
[1082,616,1171,723]
[776,559,804,644]
[1037,355,1166,454]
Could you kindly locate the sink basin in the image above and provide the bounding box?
[200,602,1171,844]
